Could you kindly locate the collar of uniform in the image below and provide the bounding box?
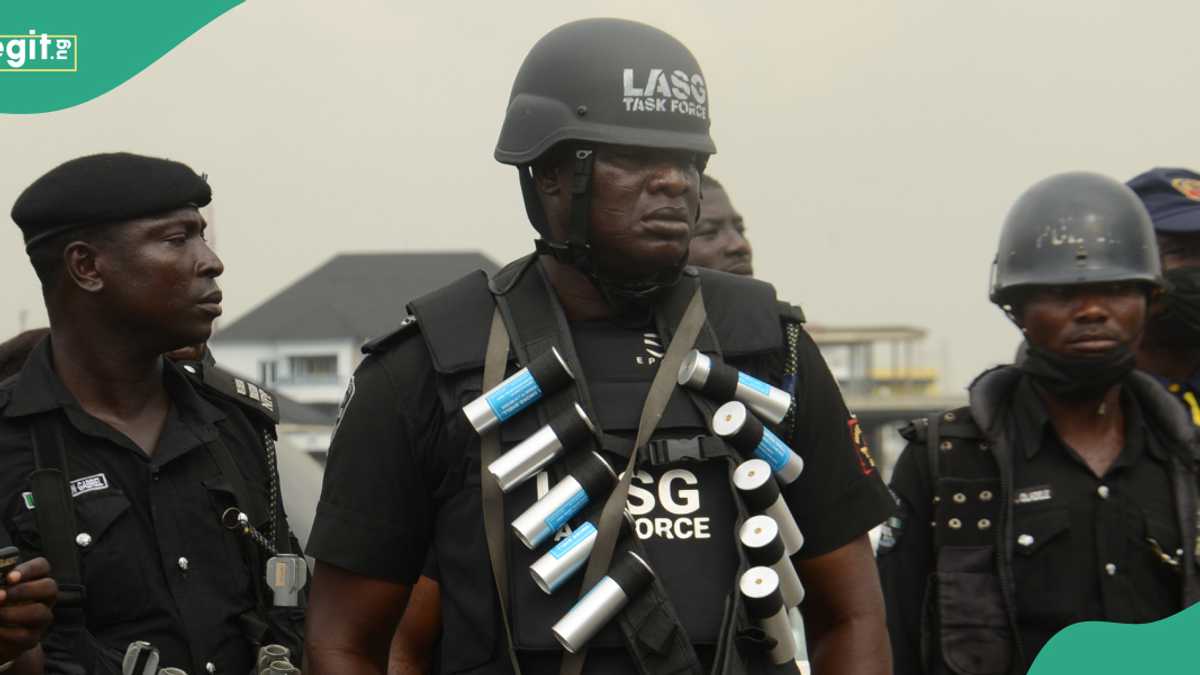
[1012,374,1159,464]
[162,358,227,430]
[1012,375,1051,460]
[3,336,79,418]
[2,336,226,430]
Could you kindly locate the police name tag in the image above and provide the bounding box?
[266,554,307,607]
[1014,485,1052,505]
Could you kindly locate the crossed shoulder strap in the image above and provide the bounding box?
[28,414,85,607]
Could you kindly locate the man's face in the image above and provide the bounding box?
[583,144,701,280]
[1152,232,1200,323]
[1019,282,1146,357]
[689,184,752,275]
[91,208,224,351]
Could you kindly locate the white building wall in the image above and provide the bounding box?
[208,337,360,406]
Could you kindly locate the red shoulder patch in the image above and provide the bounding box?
[849,417,876,476]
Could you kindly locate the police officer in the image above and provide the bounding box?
[0,153,305,674]
[306,18,894,675]
[385,172,757,672]
[878,172,1200,674]
[688,175,753,276]
[1128,168,1200,424]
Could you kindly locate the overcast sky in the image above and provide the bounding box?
[2,0,1197,390]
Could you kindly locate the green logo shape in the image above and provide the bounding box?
[1029,603,1200,673]
[0,1,243,114]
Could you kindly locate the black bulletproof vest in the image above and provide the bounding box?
[902,367,1200,675]
[407,257,789,673]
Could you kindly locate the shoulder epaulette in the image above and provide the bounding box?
[362,315,419,355]
[180,361,279,425]
[898,406,981,444]
[898,417,929,443]
[777,301,806,324]
[936,407,983,439]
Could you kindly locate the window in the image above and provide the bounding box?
[258,360,278,386]
[288,355,338,383]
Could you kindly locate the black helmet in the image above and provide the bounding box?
[495,18,715,302]
[495,18,715,166]
[990,171,1163,307]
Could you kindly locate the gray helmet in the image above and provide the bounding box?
[495,18,715,166]
[990,171,1163,307]
[495,19,715,302]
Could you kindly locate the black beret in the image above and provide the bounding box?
[12,152,212,250]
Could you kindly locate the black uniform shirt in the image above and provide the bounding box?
[882,375,1183,673]
[309,313,894,673]
[0,340,281,675]
[1007,377,1181,660]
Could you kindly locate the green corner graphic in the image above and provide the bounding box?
[0,1,243,114]
[1029,602,1200,673]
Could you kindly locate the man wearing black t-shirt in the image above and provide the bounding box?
[306,18,894,675]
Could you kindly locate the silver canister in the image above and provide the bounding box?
[511,451,616,550]
[122,641,160,675]
[677,350,791,425]
[740,566,798,666]
[256,645,290,673]
[552,551,655,653]
[157,669,189,675]
[262,661,300,675]
[529,510,635,594]
[530,521,597,593]
[733,459,804,556]
[462,346,574,434]
[739,515,805,607]
[713,402,804,484]
[488,403,595,492]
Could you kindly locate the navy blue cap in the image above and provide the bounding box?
[1127,167,1200,234]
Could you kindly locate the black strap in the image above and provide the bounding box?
[926,414,942,486]
[480,309,524,675]
[567,148,595,253]
[493,257,602,452]
[29,414,85,606]
[562,286,708,675]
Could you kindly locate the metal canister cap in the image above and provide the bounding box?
[739,515,780,549]
[676,350,710,387]
[739,565,780,599]
[573,403,596,434]
[550,346,575,381]
[732,459,773,491]
[712,401,749,437]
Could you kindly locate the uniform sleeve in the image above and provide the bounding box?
[781,330,895,558]
[877,440,935,675]
[306,338,440,584]
[420,549,440,583]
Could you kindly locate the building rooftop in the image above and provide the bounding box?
[213,252,500,342]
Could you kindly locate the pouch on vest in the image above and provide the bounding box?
[933,475,1010,675]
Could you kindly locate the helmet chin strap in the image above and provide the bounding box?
[522,146,689,314]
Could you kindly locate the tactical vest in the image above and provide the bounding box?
[396,255,804,674]
[899,366,1200,675]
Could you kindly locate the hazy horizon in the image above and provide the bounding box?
[3,0,1198,391]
